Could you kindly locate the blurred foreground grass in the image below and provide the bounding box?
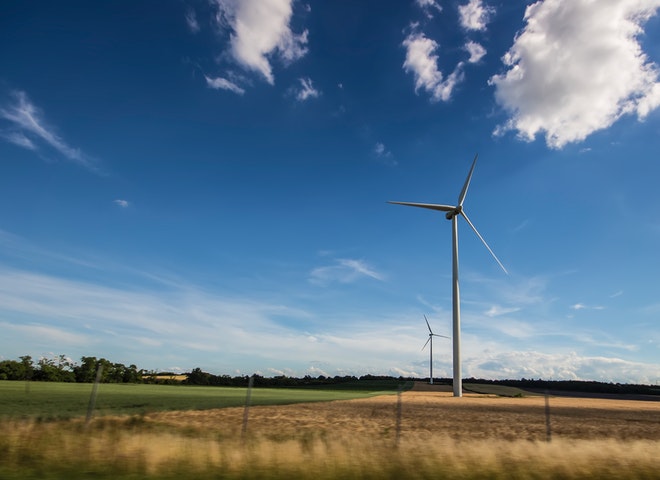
[1,416,659,480]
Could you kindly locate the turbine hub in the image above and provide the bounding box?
[445,205,461,220]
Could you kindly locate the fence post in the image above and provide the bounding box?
[242,375,255,438]
[544,390,552,442]
[395,383,403,448]
[86,364,104,425]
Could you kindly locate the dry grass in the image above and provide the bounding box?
[2,391,660,479]
[148,390,660,441]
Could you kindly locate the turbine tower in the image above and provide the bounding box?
[422,314,449,385]
[389,154,507,397]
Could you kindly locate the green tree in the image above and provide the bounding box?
[74,356,99,383]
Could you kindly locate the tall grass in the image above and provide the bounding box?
[1,416,659,479]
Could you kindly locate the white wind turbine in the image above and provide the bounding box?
[422,314,449,385]
[389,154,507,397]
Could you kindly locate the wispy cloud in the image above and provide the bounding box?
[490,0,660,149]
[114,199,130,208]
[212,0,308,84]
[571,303,604,311]
[374,142,390,157]
[205,75,245,95]
[415,0,442,18]
[402,31,464,102]
[294,77,320,101]
[0,249,655,383]
[1,130,37,150]
[458,0,495,31]
[185,9,200,33]
[1,91,100,171]
[373,142,397,166]
[309,258,384,285]
[484,305,521,317]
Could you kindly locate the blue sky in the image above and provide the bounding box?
[1,0,660,383]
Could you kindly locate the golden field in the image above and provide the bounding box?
[3,387,660,479]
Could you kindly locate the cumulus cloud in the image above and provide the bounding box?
[0,91,99,171]
[458,0,495,31]
[114,199,129,208]
[490,0,660,149]
[402,32,464,102]
[294,77,320,101]
[466,350,658,384]
[465,40,486,63]
[309,258,384,285]
[205,75,245,95]
[212,0,308,84]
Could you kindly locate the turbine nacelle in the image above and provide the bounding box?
[445,205,462,220]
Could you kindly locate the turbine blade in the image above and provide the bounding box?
[457,153,478,207]
[424,314,433,334]
[388,201,455,212]
[422,337,431,351]
[461,211,509,275]
[432,334,450,339]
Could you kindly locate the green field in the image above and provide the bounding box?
[0,380,403,419]
[463,383,542,397]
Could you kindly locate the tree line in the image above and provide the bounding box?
[0,355,141,383]
[1,355,658,395]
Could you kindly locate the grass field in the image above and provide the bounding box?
[2,382,660,479]
[0,380,401,418]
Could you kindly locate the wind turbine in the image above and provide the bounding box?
[422,314,449,385]
[389,154,507,397]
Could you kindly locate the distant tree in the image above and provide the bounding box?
[20,355,34,380]
[34,355,75,382]
[186,367,211,385]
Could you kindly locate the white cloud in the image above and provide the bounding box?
[485,305,521,317]
[466,350,659,384]
[402,32,464,102]
[458,0,495,31]
[571,303,604,311]
[374,142,390,157]
[0,91,99,170]
[416,0,442,18]
[465,40,486,63]
[490,0,660,149]
[373,142,397,166]
[213,0,308,84]
[309,258,384,285]
[294,77,320,101]
[2,131,37,150]
[205,75,245,95]
[185,9,200,33]
[114,199,129,208]
[0,254,655,383]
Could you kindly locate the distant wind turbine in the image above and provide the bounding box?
[389,154,507,397]
[422,314,449,385]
